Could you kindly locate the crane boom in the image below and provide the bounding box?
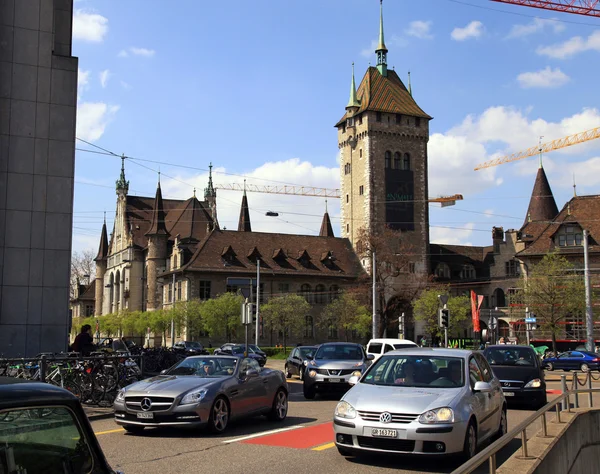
[214,183,463,204]
[474,127,600,170]
[491,0,600,17]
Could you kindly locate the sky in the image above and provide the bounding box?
[71,0,600,254]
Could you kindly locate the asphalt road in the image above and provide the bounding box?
[92,374,579,474]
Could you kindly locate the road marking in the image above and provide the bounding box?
[95,428,125,436]
[312,442,335,451]
[223,425,304,444]
[242,422,333,449]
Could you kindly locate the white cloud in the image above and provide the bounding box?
[451,21,484,41]
[430,223,475,246]
[99,69,111,88]
[537,30,600,59]
[405,21,433,40]
[506,18,565,39]
[120,80,132,90]
[517,67,570,88]
[484,210,494,218]
[119,47,156,58]
[78,69,90,91]
[72,9,108,42]
[76,102,120,142]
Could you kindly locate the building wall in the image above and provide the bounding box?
[0,0,78,356]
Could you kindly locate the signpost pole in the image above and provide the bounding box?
[584,230,595,353]
[525,307,531,346]
[372,251,377,338]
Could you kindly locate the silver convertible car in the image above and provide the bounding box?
[114,356,288,434]
[333,348,506,459]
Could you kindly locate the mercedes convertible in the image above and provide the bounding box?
[113,356,288,434]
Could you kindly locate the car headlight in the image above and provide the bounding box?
[419,407,454,424]
[115,389,126,402]
[351,370,362,377]
[180,388,208,405]
[303,360,308,366]
[308,370,317,378]
[335,401,357,419]
[525,378,542,388]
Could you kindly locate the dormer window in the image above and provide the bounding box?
[221,245,237,265]
[247,247,261,264]
[557,225,583,247]
[460,265,476,280]
[297,250,311,267]
[347,117,354,127]
[435,263,451,279]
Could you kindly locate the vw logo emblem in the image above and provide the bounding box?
[140,398,152,411]
[380,412,392,424]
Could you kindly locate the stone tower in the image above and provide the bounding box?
[336,0,432,274]
[145,179,169,311]
[204,163,219,229]
[94,216,109,315]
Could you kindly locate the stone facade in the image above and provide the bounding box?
[0,0,78,356]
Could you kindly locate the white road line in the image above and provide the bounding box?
[222,425,304,444]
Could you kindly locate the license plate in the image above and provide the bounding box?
[503,391,514,397]
[371,428,397,438]
[327,378,342,383]
[137,412,154,419]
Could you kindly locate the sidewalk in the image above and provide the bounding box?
[84,404,114,421]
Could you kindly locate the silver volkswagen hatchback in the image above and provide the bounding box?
[333,348,506,459]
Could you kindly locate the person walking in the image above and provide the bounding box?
[71,324,95,356]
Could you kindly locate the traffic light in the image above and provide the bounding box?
[439,308,449,328]
[249,303,257,323]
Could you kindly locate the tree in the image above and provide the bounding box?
[412,287,470,343]
[318,292,371,341]
[353,226,430,337]
[170,300,203,340]
[523,251,585,355]
[70,249,96,298]
[201,292,243,342]
[261,294,311,351]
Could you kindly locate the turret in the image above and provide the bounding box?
[145,179,169,310]
[238,183,252,232]
[204,163,219,229]
[94,216,109,315]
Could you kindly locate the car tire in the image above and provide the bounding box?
[461,420,478,461]
[581,363,590,373]
[299,367,304,381]
[123,425,145,434]
[208,397,230,434]
[337,446,353,457]
[545,362,554,371]
[285,365,292,379]
[494,407,507,441]
[267,389,288,422]
[303,385,316,400]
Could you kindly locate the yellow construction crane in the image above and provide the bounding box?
[214,183,462,205]
[474,126,600,170]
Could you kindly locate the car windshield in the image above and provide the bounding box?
[186,342,203,349]
[362,355,465,388]
[314,344,363,361]
[249,345,261,352]
[231,345,255,355]
[167,357,237,377]
[485,348,535,366]
[299,347,316,358]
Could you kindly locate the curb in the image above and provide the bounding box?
[85,411,115,421]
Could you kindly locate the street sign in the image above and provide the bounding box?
[488,317,498,330]
[525,317,537,323]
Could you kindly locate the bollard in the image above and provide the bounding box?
[489,453,497,474]
[589,373,594,408]
[561,375,568,411]
[40,355,47,382]
[556,402,562,423]
[573,372,580,409]
[521,429,528,458]
[541,412,548,437]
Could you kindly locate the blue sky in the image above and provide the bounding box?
[72,0,600,253]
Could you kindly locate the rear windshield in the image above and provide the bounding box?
[485,348,535,366]
[299,347,316,358]
[315,344,363,361]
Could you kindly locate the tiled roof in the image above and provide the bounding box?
[146,183,168,236]
[336,67,432,126]
[522,166,559,227]
[125,195,213,249]
[518,195,600,256]
[430,243,487,263]
[430,243,491,281]
[181,230,365,279]
[319,212,334,237]
[238,193,251,232]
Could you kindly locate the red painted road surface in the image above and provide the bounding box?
[243,422,334,449]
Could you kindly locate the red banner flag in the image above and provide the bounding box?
[471,290,481,332]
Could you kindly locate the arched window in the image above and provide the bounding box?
[385,151,391,169]
[329,285,340,303]
[493,288,506,308]
[315,284,326,304]
[300,284,312,304]
[403,153,411,170]
[460,264,476,280]
[394,152,401,169]
[434,263,451,279]
[114,270,121,311]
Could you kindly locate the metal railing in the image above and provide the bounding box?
[453,384,600,474]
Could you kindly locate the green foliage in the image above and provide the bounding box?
[200,292,244,341]
[170,300,203,339]
[318,292,371,341]
[261,294,311,351]
[412,288,470,339]
[523,251,585,354]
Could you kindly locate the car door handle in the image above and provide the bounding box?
[263,379,269,384]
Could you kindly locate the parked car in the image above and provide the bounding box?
[483,345,547,408]
[173,341,209,356]
[543,351,600,372]
[303,342,373,399]
[213,343,235,355]
[215,344,266,367]
[0,377,122,473]
[285,345,318,380]
[97,337,131,354]
[248,344,267,361]
[333,348,506,459]
[366,338,418,361]
[113,356,288,433]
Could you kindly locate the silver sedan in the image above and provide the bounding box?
[333,348,506,459]
[114,356,288,434]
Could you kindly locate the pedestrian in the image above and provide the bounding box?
[71,324,96,356]
[498,337,505,345]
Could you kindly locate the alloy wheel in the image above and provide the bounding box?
[467,424,477,458]
[275,390,288,420]
[581,363,590,373]
[212,398,229,432]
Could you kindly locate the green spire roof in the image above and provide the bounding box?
[376,0,387,53]
[346,63,360,110]
[115,154,129,195]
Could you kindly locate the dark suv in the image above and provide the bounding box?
[173,341,209,355]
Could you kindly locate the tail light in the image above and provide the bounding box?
[86,367,92,374]
[592,358,599,362]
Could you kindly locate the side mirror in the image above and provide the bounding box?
[473,381,492,393]
[367,354,375,361]
[160,369,168,375]
[244,368,259,379]
[348,376,359,386]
